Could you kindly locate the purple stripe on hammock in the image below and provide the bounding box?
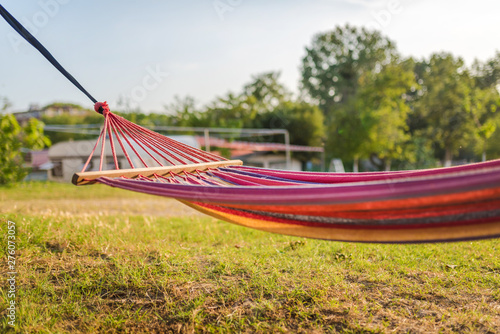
[96,166,500,205]
[217,168,316,185]
[229,159,500,183]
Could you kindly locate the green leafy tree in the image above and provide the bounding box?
[414,53,476,167]
[470,53,500,160]
[324,98,368,171]
[301,24,396,120]
[243,71,291,112]
[356,59,417,170]
[164,95,204,128]
[468,86,500,160]
[325,58,416,171]
[240,72,324,155]
[203,93,251,128]
[251,101,325,162]
[164,72,324,162]
[472,51,500,89]
[484,114,500,159]
[0,114,24,185]
[0,107,51,185]
[200,71,292,129]
[42,112,101,144]
[40,102,101,144]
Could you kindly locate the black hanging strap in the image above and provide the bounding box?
[0,4,98,104]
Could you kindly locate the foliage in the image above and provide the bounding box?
[42,102,85,111]
[243,71,291,111]
[413,53,476,166]
[472,51,500,89]
[252,102,324,147]
[158,72,326,160]
[0,114,51,185]
[325,97,368,166]
[164,95,203,127]
[485,116,500,158]
[356,58,417,170]
[41,112,102,144]
[469,52,500,159]
[200,72,292,129]
[1,96,12,111]
[395,136,439,170]
[0,114,24,185]
[325,58,416,170]
[300,26,500,167]
[203,92,252,128]
[469,86,500,159]
[301,24,396,119]
[251,101,325,161]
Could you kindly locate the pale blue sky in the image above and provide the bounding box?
[1,0,499,113]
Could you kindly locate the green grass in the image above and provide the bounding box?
[1,182,500,333]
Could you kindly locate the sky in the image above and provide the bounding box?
[1,0,499,113]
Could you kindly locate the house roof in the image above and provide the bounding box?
[31,150,50,168]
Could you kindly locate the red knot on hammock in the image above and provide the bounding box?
[73,103,242,185]
[94,101,110,116]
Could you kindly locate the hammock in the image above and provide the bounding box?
[66,105,500,243]
[2,4,500,243]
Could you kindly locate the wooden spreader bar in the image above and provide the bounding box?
[72,160,243,186]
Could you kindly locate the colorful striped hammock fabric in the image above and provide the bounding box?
[74,110,500,244]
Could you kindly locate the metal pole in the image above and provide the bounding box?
[321,150,325,172]
[284,130,291,170]
[204,128,210,153]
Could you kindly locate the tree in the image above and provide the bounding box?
[0,110,51,185]
[243,71,291,112]
[41,112,102,144]
[301,24,397,120]
[1,96,12,111]
[414,53,475,167]
[240,72,324,155]
[202,71,292,129]
[484,114,500,159]
[356,58,417,170]
[251,101,325,163]
[472,51,500,89]
[203,93,252,128]
[470,53,500,160]
[325,58,417,171]
[468,86,500,160]
[164,95,204,127]
[324,97,368,171]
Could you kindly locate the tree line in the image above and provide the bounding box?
[302,25,500,170]
[4,24,500,176]
[117,24,500,170]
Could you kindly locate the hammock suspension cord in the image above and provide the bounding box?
[0,4,228,176]
[0,4,98,104]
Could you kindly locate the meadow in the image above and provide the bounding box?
[1,182,499,333]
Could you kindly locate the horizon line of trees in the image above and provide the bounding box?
[3,24,500,173]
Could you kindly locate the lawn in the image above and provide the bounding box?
[1,182,500,333]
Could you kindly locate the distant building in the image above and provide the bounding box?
[13,103,90,126]
[23,149,53,181]
[42,103,89,117]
